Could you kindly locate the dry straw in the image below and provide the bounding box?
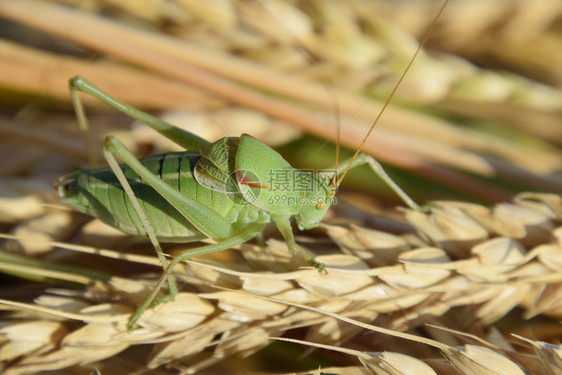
[0,0,561,374]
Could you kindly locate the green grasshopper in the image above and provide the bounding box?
[54,1,445,330]
[56,77,422,330]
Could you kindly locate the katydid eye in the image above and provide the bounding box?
[316,201,325,210]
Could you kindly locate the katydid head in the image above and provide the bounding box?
[294,173,334,231]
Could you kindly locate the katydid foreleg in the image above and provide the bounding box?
[332,154,426,213]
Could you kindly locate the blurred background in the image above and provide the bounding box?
[0,0,560,209]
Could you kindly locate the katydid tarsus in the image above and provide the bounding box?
[55,2,447,331]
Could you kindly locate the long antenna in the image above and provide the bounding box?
[336,0,448,188]
[330,89,341,198]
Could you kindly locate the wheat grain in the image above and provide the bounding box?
[1,193,560,373]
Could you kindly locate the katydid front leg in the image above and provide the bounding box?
[273,215,326,273]
[334,154,430,213]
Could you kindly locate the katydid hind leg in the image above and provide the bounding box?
[102,139,179,312]
[70,78,98,168]
[69,76,210,152]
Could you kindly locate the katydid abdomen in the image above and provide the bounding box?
[56,150,270,243]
